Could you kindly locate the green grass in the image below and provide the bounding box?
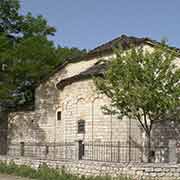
[0,161,132,180]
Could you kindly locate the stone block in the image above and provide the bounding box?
[154,167,162,172]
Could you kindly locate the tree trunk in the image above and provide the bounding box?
[146,132,154,163]
[147,133,151,162]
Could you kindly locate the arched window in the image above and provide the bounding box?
[78,120,85,134]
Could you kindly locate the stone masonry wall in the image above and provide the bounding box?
[8,55,112,144]
[8,52,142,162]
[8,57,98,143]
[7,45,180,162]
[1,155,180,180]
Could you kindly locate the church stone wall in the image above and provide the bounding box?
[58,79,131,143]
[8,54,132,144]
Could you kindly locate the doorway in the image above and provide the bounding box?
[78,140,84,160]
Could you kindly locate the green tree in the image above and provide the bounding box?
[0,0,85,107]
[0,0,21,34]
[0,0,55,36]
[95,44,180,162]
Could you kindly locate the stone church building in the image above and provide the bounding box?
[7,35,180,162]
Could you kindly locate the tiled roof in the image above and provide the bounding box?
[36,34,180,88]
[56,62,107,89]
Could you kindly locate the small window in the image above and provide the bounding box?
[57,111,61,121]
[78,120,85,134]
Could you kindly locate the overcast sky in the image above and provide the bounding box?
[20,0,180,50]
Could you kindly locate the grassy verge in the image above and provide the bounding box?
[0,161,131,180]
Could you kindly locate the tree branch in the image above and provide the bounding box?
[135,113,147,133]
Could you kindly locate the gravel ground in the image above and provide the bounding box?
[0,174,34,180]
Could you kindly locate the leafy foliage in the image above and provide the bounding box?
[0,0,21,34]
[0,0,85,107]
[95,44,180,161]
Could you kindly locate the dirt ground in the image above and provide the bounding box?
[0,174,34,180]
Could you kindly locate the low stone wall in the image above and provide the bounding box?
[0,156,180,179]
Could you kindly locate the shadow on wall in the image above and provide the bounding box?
[0,110,8,155]
[127,119,180,164]
[8,112,46,144]
[128,136,144,162]
[152,120,180,163]
[6,68,69,149]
